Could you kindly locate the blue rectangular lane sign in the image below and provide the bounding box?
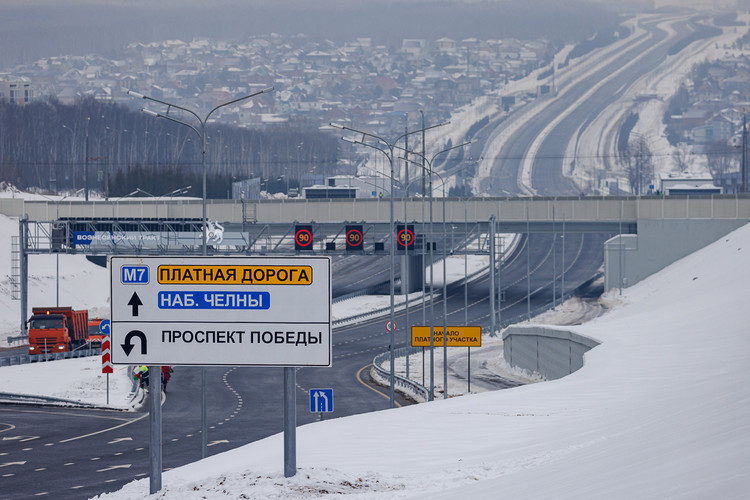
[309,388,333,413]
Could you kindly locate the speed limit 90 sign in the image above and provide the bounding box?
[396,224,415,250]
[346,225,364,251]
[295,225,313,251]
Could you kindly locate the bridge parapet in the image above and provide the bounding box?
[6,195,750,226]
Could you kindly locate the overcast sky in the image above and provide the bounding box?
[0,0,742,70]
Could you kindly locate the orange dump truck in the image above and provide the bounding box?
[28,307,89,355]
[87,317,107,347]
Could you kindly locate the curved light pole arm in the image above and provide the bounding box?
[129,90,203,124]
[204,86,274,123]
[142,109,202,141]
[342,136,392,163]
[332,121,447,150]
[404,140,472,170]
[393,121,448,149]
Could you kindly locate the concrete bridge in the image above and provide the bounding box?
[5,194,749,232]
[5,194,749,293]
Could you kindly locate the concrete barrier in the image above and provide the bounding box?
[502,325,599,380]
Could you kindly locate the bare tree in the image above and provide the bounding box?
[672,144,691,173]
[706,140,739,178]
[621,135,654,195]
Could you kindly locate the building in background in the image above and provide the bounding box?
[0,75,33,105]
[660,173,722,196]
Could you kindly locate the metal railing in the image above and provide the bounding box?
[372,346,429,402]
[0,347,101,367]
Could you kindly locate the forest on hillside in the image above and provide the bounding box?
[0,97,338,198]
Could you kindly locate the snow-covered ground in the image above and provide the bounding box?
[2,12,749,498]
[81,219,749,499]
[5,211,748,499]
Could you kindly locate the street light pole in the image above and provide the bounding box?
[128,87,273,256]
[331,121,444,408]
[60,124,75,193]
[85,117,90,201]
[129,87,273,461]
[401,146,470,400]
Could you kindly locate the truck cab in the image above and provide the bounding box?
[87,318,107,348]
[27,307,89,355]
[28,313,69,354]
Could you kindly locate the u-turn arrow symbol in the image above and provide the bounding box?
[121,330,147,356]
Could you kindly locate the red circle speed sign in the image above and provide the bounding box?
[295,228,313,248]
[346,228,363,248]
[397,228,414,248]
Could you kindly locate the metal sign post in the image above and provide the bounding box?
[284,367,296,477]
[149,365,162,495]
[110,255,331,490]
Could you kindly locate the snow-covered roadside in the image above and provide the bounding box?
[93,220,750,500]
[0,358,137,409]
[387,293,608,400]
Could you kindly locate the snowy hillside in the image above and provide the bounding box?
[92,223,750,499]
[0,212,110,345]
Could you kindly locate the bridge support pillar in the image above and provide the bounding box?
[401,254,423,294]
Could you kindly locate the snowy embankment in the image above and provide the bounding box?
[91,223,750,499]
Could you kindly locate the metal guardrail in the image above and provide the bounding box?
[6,334,27,344]
[0,347,101,367]
[372,346,429,402]
[332,292,437,327]
[332,288,370,304]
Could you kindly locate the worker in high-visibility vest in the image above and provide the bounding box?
[134,365,149,389]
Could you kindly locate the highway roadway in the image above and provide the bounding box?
[0,12,712,499]
[0,228,607,499]
[480,13,696,196]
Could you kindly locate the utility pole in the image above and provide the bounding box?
[420,110,426,196]
[84,117,90,201]
[742,116,747,193]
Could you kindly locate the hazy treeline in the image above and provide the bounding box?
[0,97,338,197]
